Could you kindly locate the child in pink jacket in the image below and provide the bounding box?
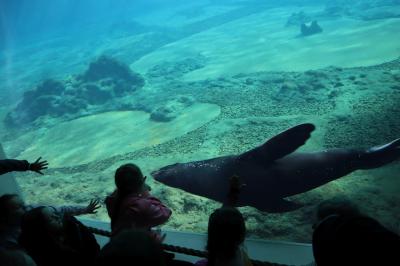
[105,163,172,239]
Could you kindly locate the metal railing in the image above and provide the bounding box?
[87,226,295,266]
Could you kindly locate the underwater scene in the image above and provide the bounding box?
[1,0,400,242]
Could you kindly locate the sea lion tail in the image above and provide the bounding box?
[356,138,400,169]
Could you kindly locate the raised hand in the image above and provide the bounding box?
[84,199,101,214]
[226,175,246,206]
[29,157,48,175]
[229,175,246,194]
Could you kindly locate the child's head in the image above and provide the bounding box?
[0,249,37,266]
[115,164,146,194]
[207,206,246,261]
[312,214,400,266]
[315,197,360,225]
[96,229,166,266]
[0,194,26,226]
[19,206,65,252]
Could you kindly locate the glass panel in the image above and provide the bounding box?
[1,0,399,243]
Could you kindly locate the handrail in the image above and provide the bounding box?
[87,226,293,266]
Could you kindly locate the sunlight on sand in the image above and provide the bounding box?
[132,7,400,81]
[17,103,220,167]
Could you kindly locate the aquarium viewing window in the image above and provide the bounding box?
[1,0,399,247]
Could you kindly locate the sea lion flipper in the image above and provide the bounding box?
[239,123,315,162]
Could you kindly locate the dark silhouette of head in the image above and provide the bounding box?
[96,229,166,266]
[115,163,145,194]
[315,197,360,224]
[0,194,26,226]
[19,207,65,258]
[20,207,99,266]
[0,248,37,266]
[312,214,400,266]
[206,206,246,265]
[111,163,145,231]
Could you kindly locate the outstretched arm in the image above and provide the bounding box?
[27,199,102,217]
[0,157,48,176]
[57,199,101,216]
[0,159,29,175]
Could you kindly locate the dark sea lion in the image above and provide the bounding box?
[151,124,400,212]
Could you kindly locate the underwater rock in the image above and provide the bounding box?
[176,95,195,105]
[146,57,206,80]
[328,90,340,99]
[280,81,298,93]
[275,81,308,101]
[112,79,134,96]
[36,79,65,95]
[5,56,146,127]
[19,79,64,104]
[34,95,57,111]
[310,81,326,90]
[150,95,195,122]
[151,106,177,123]
[391,85,400,90]
[55,97,87,115]
[78,55,145,88]
[285,11,311,27]
[79,83,111,105]
[300,21,323,37]
[334,82,344,87]
[6,80,86,126]
[297,83,313,93]
[8,81,63,124]
[304,70,329,79]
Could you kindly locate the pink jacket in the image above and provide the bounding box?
[105,190,172,236]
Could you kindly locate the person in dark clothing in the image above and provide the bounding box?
[0,157,48,176]
[96,229,194,266]
[312,196,360,229]
[0,193,100,249]
[0,248,37,266]
[196,176,253,266]
[19,206,100,266]
[312,198,400,266]
[96,229,166,266]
